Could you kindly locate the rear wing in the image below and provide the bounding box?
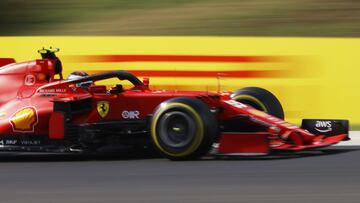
[0,58,15,67]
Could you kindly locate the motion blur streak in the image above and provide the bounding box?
[64,55,281,63]
[0,37,359,128]
[88,70,289,78]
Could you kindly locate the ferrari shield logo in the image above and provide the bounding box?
[97,101,109,118]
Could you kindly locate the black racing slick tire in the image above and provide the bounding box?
[150,97,218,161]
[231,87,284,119]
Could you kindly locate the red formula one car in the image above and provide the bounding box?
[0,48,349,160]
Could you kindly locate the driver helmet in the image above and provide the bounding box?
[67,71,93,89]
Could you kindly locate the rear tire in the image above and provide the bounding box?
[231,87,284,119]
[151,97,218,161]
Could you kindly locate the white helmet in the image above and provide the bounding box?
[67,71,93,89]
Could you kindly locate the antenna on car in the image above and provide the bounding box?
[216,73,226,93]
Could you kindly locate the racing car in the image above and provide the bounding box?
[0,48,349,160]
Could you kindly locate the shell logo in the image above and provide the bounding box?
[10,107,38,132]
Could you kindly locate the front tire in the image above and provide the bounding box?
[231,87,284,119]
[151,97,218,161]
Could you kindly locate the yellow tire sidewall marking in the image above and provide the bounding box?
[233,95,268,113]
[151,102,204,157]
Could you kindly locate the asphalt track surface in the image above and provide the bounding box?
[0,144,358,203]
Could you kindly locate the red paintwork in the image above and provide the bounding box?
[49,112,64,139]
[0,58,15,67]
[219,132,270,154]
[0,55,347,154]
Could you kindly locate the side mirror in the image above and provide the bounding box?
[143,77,149,87]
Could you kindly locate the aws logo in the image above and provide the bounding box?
[9,107,38,133]
[314,121,332,133]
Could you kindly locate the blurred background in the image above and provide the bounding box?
[0,3,360,202]
[0,0,359,127]
[0,0,359,36]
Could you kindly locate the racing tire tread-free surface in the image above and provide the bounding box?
[151,97,218,161]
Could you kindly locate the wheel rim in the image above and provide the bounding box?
[151,102,205,158]
[233,95,268,113]
[157,111,196,149]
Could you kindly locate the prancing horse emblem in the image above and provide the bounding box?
[97,101,109,118]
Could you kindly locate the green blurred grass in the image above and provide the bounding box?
[0,0,359,36]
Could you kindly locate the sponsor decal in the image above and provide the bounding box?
[249,109,298,129]
[314,121,332,133]
[224,100,248,109]
[0,139,17,145]
[39,88,67,93]
[20,140,41,145]
[97,101,109,118]
[9,107,38,132]
[248,109,268,118]
[24,74,36,86]
[0,112,7,120]
[122,110,140,119]
[281,122,298,129]
[0,139,41,146]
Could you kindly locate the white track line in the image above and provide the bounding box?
[335,131,360,146]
